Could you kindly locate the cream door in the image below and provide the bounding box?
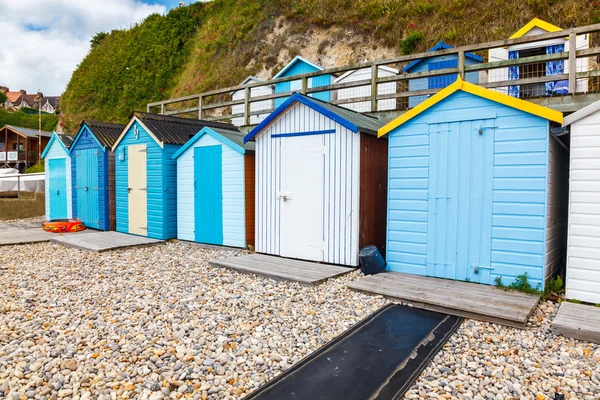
[128,144,147,236]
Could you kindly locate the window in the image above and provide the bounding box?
[518,47,547,98]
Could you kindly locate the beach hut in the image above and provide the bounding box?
[231,76,273,126]
[378,77,566,288]
[42,132,74,220]
[273,56,332,107]
[403,41,483,108]
[562,101,600,303]
[173,127,255,247]
[69,121,124,231]
[244,92,388,266]
[488,18,589,97]
[111,112,236,240]
[334,66,398,112]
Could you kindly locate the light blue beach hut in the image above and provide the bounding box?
[69,121,124,231]
[378,78,566,289]
[111,112,236,240]
[403,41,483,108]
[173,127,255,247]
[42,132,74,220]
[274,56,332,107]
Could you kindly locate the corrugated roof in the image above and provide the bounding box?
[134,112,238,145]
[5,125,53,138]
[211,127,255,152]
[83,120,126,148]
[57,134,75,148]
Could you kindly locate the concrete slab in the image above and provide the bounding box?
[347,272,540,329]
[208,253,354,285]
[50,231,163,252]
[0,228,58,246]
[553,302,600,344]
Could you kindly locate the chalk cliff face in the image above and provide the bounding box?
[60,0,596,132]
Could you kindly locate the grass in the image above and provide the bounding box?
[494,273,566,300]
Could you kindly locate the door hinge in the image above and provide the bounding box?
[139,148,148,153]
[140,227,148,231]
[427,195,452,199]
[140,187,148,191]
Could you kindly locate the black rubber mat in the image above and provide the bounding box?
[246,304,462,400]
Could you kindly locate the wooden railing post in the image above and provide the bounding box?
[244,87,251,126]
[301,76,308,95]
[371,64,378,112]
[198,96,203,119]
[160,103,165,115]
[458,51,466,80]
[568,33,577,94]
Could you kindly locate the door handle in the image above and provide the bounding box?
[56,190,60,195]
[85,187,88,191]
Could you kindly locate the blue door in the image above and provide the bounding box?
[426,119,494,283]
[75,149,100,229]
[48,158,67,220]
[194,146,223,244]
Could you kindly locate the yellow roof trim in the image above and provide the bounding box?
[509,18,562,39]
[377,77,563,137]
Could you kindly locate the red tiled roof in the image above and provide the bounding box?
[5,92,22,104]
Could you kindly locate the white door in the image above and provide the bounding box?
[279,134,325,262]
[128,144,147,236]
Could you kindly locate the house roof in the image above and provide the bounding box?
[21,94,41,107]
[563,100,600,126]
[5,92,22,104]
[244,92,384,143]
[334,66,399,83]
[43,96,61,109]
[82,120,126,149]
[378,77,563,137]
[4,125,53,138]
[509,18,562,39]
[173,126,255,159]
[273,56,324,79]
[402,41,483,72]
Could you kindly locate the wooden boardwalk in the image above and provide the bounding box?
[0,228,90,246]
[553,302,600,344]
[51,231,163,252]
[208,253,354,285]
[347,272,540,329]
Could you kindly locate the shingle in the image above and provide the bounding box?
[83,120,126,148]
[5,125,53,138]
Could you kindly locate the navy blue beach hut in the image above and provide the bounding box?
[42,132,74,220]
[111,112,236,240]
[69,121,124,230]
[378,78,566,289]
[274,56,332,107]
[403,41,483,108]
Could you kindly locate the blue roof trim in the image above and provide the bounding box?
[273,56,324,79]
[402,41,483,72]
[41,132,68,159]
[173,126,246,159]
[271,129,336,138]
[244,93,359,143]
[69,123,106,154]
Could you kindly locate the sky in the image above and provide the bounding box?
[0,0,192,96]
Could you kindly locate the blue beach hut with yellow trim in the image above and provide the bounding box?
[173,126,255,247]
[378,77,566,289]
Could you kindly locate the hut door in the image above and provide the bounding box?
[128,144,147,236]
[48,158,67,220]
[279,134,324,262]
[427,119,494,284]
[193,146,223,245]
[75,149,99,229]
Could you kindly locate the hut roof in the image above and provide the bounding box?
[402,41,483,72]
[4,125,53,138]
[82,120,126,149]
[173,126,255,159]
[509,18,562,39]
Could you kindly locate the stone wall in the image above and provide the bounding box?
[0,192,45,220]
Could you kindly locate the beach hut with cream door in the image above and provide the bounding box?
[173,127,255,247]
[488,18,589,97]
[379,78,566,289]
[273,56,333,107]
[111,112,237,240]
[334,66,399,112]
[244,92,388,266]
[562,101,600,303]
[69,121,124,231]
[42,132,74,220]
[231,76,273,126]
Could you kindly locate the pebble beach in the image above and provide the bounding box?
[0,240,599,400]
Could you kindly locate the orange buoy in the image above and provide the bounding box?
[42,219,87,233]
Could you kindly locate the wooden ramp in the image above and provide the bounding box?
[51,231,162,252]
[0,228,90,246]
[208,254,354,285]
[553,302,600,344]
[347,272,539,329]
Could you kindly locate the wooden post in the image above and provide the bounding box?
[568,33,577,94]
[458,51,466,80]
[244,87,251,126]
[198,96,203,120]
[301,76,308,95]
[160,103,165,115]
[371,64,378,112]
[146,104,151,112]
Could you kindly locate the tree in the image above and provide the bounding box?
[90,32,108,50]
[0,91,7,107]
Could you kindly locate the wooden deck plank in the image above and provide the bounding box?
[50,232,163,252]
[208,254,354,285]
[553,302,600,344]
[0,228,91,246]
[347,272,539,329]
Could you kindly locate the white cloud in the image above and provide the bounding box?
[0,0,166,95]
